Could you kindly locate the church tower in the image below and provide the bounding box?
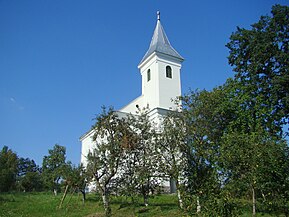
[138,11,184,111]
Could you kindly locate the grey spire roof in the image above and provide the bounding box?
[139,12,184,65]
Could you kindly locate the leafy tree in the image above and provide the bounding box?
[256,139,289,215]
[157,110,187,208]
[17,157,43,192]
[86,107,127,217]
[224,5,289,215]
[214,77,289,216]
[226,4,289,136]
[180,90,222,214]
[221,129,289,215]
[18,157,39,176]
[121,108,160,206]
[59,163,87,208]
[221,131,261,215]
[42,144,67,195]
[0,146,18,192]
[18,171,43,192]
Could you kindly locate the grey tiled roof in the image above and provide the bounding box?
[139,18,184,65]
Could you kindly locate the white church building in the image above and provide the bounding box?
[80,12,184,192]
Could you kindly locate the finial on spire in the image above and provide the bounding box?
[157,11,160,21]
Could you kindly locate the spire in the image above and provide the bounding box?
[139,11,184,66]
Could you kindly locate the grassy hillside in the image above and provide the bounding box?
[0,192,184,217]
[0,192,283,216]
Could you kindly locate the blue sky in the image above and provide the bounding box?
[0,0,288,165]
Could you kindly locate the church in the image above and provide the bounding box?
[80,12,184,192]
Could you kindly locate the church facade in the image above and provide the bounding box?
[80,12,184,192]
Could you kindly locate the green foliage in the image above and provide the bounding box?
[17,171,43,192]
[62,163,86,191]
[86,106,128,216]
[42,144,67,193]
[17,157,43,192]
[226,4,289,134]
[224,5,289,215]
[121,108,160,206]
[183,193,241,217]
[156,110,188,208]
[0,146,18,192]
[87,106,162,215]
[157,110,187,181]
[180,90,224,212]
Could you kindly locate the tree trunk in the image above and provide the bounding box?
[144,194,149,207]
[53,189,57,196]
[102,190,111,217]
[252,186,256,216]
[59,184,69,208]
[177,189,183,209]
[141,184,149,206]
[80,190,86,204]
[197,196,201,214]
[175,180,183,209]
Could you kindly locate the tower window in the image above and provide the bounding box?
[147,69,151,82]
[166,66,172,78]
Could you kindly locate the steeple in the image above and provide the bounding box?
[139,11,184,66]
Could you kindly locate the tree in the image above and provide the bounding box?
[256,139,289,215]
[180,90,222,214]
[214,77,289,216]
[0,146,18,192]
[221,131,261,215]
[157,110,187,208]
[17,157,43,192]
[121,108,160,206]
[225,5,289,215]
[220,129,289,215]
[42,144,67,195]
[59,163,87,208]
[226,4,289,137]
[86,107,127,217]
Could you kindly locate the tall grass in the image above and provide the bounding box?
[0,192,183,217]
[0,192,281,216]
[0,192,99,217]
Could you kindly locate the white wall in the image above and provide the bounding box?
[139,53,182,111]
[80,130,95,167]
[157,57,182,110]
[119,95,144,114]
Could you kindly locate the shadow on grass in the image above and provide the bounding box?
[84,194,181,216]
[115,201,179,214]
[152,203,178,211]
[86,197,99,202]
[85,194,102,203]
[0,195,16,202]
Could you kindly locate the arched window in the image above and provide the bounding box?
[166,66,172,78]
[147,69,151,82]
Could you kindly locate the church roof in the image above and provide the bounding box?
[139,12,184,66]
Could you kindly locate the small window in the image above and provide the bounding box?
[147,69,151,82]
[166,66,172,78]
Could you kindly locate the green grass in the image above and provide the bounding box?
[0,192,283,216]
[0,192,184,217]
[0,192,98,217]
